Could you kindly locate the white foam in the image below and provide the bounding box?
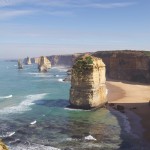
[0,95,12,99]
[58,78,64,82]
[30,120,37,125]
[55,75,59,77]
[0,93,47,115]
[51,66,68,72]
[85,135,97,141]
[64,107,90,111]
[10,143,60,150]
[28,72,52,78]
[0,131,15,138]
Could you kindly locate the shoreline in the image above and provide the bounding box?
[106,80,150,143]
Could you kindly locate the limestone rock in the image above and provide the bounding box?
[38,56,51,72]
[93,50,150,83]
[18,59,23,69]
[0,141,8,150]
[69,55,107,109]
[24,57,32,65]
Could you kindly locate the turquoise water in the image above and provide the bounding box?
[0,61,148,150]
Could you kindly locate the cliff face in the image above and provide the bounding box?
[93,50,150,83]
[38,56,51,72]
[69,55,107,109]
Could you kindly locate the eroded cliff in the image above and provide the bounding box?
[93,50,150,83]
[69,55,107,109]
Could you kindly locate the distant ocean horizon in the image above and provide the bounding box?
[0,61,148,150]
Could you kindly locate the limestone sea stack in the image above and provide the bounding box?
[38,56,51,72]
[69,55,107,109]
[24,57,32,65]
[18,59,23,69]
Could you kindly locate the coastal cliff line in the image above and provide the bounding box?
[28,50,150,83]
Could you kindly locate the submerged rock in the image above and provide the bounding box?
[38,56,51,72]
[18,59,23,69]
[69,55,107,109]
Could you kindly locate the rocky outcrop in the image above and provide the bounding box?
[38,56,51,72]
[18,59,23,69]
[0,141,8,150]
[93,50,150,83]
[69,55,107,109]
[24,57,32,65]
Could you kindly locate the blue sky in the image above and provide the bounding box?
[0,0,149,58]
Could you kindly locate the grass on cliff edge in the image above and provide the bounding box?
[74,56,93,72]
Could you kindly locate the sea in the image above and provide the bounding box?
[0,60,149,150]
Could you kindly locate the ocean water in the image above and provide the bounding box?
[0,61,148,150]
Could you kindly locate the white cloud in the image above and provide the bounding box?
[0,0,26,7]
[0,9,35,19]
[38,0,136,9]
[86,2,136,9]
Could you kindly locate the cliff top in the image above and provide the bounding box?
[93,50,150,58]
[73,54,105,72]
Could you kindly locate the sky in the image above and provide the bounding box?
[0,0,149,59]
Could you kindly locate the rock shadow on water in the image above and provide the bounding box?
[33,99,69,108]
[109,103,150,150]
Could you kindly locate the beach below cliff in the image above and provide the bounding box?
[107,80,150,144]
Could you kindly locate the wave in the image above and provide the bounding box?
[28,72,53,78]
[10,143,60,150]
[0,93,47,115]
[58,78,64,82]
[85,135,97,141]
[0,95,12,99]
[30,120,37,125]
[0,131,15,138]
[51,66,69,72]
[64,107,90,112]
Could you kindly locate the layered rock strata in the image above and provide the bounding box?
[93,50,150,83]
[69,55,107,109]
[38,56,51,72]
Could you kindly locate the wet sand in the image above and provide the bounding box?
[106,80,150,142]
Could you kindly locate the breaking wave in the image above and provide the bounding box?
[0,95,12,99]
[0,93,47,115]
[10,143,60,150]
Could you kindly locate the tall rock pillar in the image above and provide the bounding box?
[38,56,51,72]
[69,55,107,109]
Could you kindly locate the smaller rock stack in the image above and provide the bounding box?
[38,56,51,72]
[24,57,32,65]
[69,54,107,109]
[18,59,23,69]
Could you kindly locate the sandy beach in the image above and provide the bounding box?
[106,80,150,143]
